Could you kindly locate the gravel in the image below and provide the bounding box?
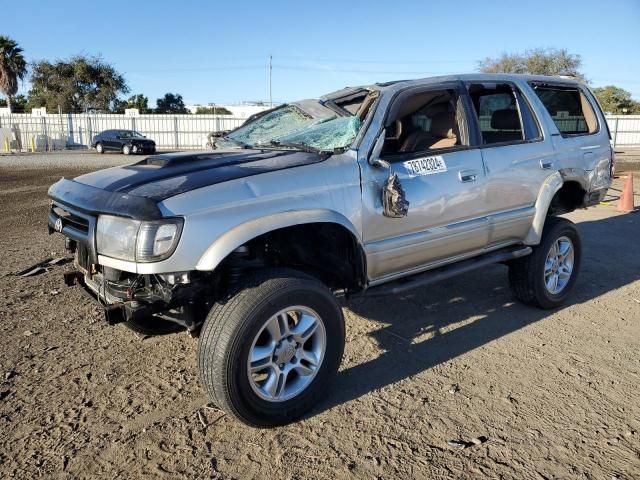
[0,158,639,479]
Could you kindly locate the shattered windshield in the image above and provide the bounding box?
[274,116,361,151]
[226,105,313,147]
[219,104,361,152]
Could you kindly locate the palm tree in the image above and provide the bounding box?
[0,36,27,112]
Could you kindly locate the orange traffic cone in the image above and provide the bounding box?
[618,173,635,213]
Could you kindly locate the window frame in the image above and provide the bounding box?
[528,81,600,138]
[379,82,477,163]
[464,81,543,149]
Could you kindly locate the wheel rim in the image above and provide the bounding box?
[247,306,326,402]
[123,146,130,154]
[96,144,102,153]
[544,236,574,295]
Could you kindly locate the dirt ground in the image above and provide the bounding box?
[0,153,639,479]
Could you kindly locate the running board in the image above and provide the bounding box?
[363,246,532,297]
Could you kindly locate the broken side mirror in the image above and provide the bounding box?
[383,172,409,218]
[369,129,409,218]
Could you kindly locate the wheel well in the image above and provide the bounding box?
[548,181,585,215]
[217,223,366,293]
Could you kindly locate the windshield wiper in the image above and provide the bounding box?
[220,136,251,149]
[256,139,321,153]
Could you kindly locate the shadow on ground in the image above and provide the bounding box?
[313,212,640,415]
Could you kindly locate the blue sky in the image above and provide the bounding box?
[6,0,640,106]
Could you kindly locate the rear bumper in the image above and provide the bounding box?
[583,188,609,207]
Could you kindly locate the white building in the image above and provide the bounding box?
[185,102,273,118]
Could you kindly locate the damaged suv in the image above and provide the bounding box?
[48,74,613,427]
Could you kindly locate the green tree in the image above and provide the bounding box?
[114,93,150,113]
[0,36,28,112]
[195,105,232,115]
[28,55,129,112]
[592,85,639,114]
[155,93,188,113]
[479,48,585,80]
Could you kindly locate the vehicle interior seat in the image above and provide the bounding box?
[485,109,522,143]
[400,111,458,152]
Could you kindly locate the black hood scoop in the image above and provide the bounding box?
[73,149,328,201]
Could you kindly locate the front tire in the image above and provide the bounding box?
[509,216,582,309]
[198,268,345,427]
[122,144,131,155]
[95,143,104,154]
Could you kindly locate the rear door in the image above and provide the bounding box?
[465,81,554,246]
[529,82,611,193]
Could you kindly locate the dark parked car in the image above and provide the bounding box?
[91,130,156,155]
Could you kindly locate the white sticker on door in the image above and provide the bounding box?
[403,156,447,176]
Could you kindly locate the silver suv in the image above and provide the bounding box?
[48,74,613,427]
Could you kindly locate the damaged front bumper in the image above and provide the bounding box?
[63,265,210,331]
[47,186,211,332]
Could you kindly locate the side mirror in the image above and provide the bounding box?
[368,128,410,218]
[369,128,390,169]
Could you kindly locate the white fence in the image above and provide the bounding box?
[0,113,639,152]
[0,113,246,152]
[607,115,640,148]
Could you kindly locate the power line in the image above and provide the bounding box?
[274,64,451,76]
[275,54,477,65]
[122,59,640,87]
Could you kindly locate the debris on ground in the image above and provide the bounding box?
[16,257,68,277]
[448,384,460,394]
[447,436,488,449]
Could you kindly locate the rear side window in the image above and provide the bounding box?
[467,83,540,145]
[531,85,598,136]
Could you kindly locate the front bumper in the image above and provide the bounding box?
[63,262,209,330]
[131,143,156,154]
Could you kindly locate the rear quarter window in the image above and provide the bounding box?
[531,84,598,136]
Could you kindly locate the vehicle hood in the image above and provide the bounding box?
[71,149,326,202]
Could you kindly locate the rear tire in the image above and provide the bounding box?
[509,216,582,309]
[122,145,131,155]
[95,143,104,154]
[198,268,345,427]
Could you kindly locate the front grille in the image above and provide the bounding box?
[49,201,98,265]
[53,205,90,234]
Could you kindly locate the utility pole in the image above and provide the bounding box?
[269,55,273,107]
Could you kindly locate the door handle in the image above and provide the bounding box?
[540,160,553,169]
[459,170,478,182]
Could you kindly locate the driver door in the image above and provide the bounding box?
[360,84,489,283]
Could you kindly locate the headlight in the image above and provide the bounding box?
[96,215,183,263]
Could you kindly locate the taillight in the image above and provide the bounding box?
[610,145,616,178]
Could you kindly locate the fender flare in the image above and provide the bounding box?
[195,209,361,271]
[523,172,564,245]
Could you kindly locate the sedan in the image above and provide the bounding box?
[92,129,156,155]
